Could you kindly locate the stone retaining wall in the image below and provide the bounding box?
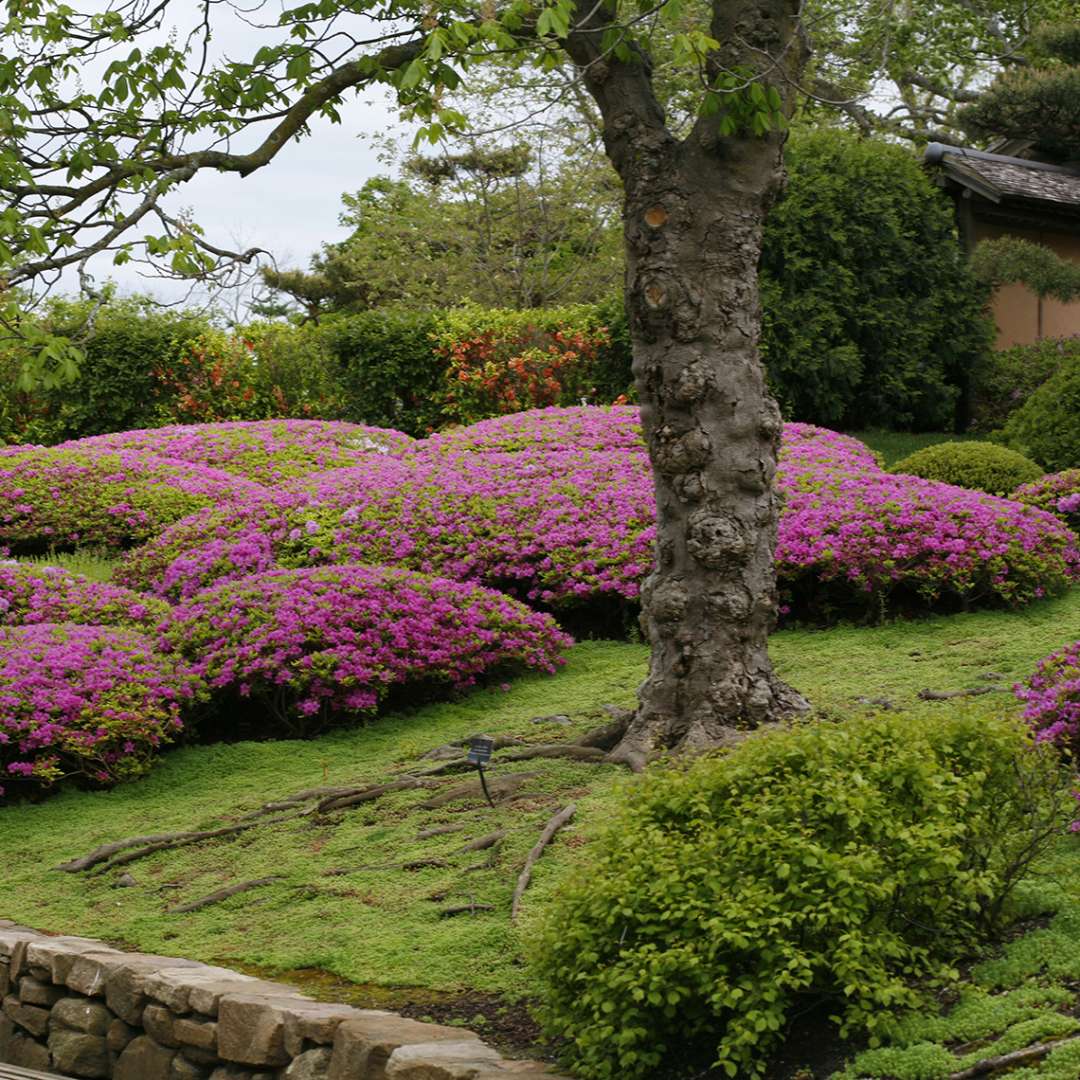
[0,923,565,1080]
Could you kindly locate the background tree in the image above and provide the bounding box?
[261,144,622,316]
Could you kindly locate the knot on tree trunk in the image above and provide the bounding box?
[687,509,752,569]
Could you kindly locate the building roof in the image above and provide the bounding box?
[924,143,1080,218]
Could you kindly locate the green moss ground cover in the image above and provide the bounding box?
[848,430,981,468]
[2,571,1079,1074]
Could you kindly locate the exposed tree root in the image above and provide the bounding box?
[439,903,495,917]
[458,829,508,853]
[60,813,303,876]
[421,734,526,760]
[947,1034,1080,1079]
[576,711,633,751]
[239,787,351,819]
[511,804,576,920]
[317,777,437,814]
[500,745,608,764]
[416,824,467,840]
[168,877,283,914]
[419,773,539,809]
[918,686,1003,701]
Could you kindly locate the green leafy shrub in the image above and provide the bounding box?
[433,304,612,424]
[31,298,212,443]
[968,336,1076,432]
[319,309,445,436]
[760,129,993,431]
[530,710,1070,1080]
[1004,355,1080,471]
[890,441,1044,495]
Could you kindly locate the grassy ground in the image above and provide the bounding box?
[850,429,981,468]
[2,592,1078,1007]
[15,547,117,581]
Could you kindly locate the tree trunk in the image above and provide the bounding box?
[609,135,808,770]
[564,0,809,769]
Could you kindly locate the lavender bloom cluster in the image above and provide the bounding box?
[0,445,266,552]
[160,565,571,729]
[0,562,169,629]
[0,623,200,798]
[64,418,413,483]
[1015,642,1080,759]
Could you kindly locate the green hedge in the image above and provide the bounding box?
[529,710,1069,1080]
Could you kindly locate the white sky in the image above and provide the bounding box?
[73,2,408,306]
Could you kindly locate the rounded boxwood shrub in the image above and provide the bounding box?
[1015,641,1080,754]
[0,562,168,629]
[0,623,200,802]
[65,418,413,484]
[1003,355,1080,471]
[529,711,1071,1080]
[889,441,1044,496]
[1013,469,1080,529]
[160,564,572,734]
[0,445,265,553]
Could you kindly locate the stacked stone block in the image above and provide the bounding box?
[0,924,564,1080]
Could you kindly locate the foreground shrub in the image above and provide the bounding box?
[64,419,412,484]
[1013,469,1080,530]
[0,446,264,552]
[1016,641,1080,756]
[969,336,1076,432]
[0,562,168,629]
[889,441,1043,496]
[160,565,572,734]
[530,711,1071,1080]
[1004,355,1080,471]
[0,624,199,801]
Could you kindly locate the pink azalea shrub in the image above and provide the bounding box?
[119,409,1078,621]
[422,405,646,453]
[775,472,1078,617]
[159,565,571,733]
[0,623,200,801]
[1013,470,1080,529]
[1015,642,1080,756]
[421,406,880,471]
[0,445,265,552]
[64,418,413,484]
[0,562,169,629]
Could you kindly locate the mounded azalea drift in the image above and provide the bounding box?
[0,623,200,801]
[1015,641,1080,756]
[0,561,169,629]
[125,427,1077,620]
[0,445,265,552]
[420,405,882,472]
[64,418,413,483]
[1013,469,1080,529]
[160,564,572,732]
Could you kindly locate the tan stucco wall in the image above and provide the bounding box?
[972,220,1080,348]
